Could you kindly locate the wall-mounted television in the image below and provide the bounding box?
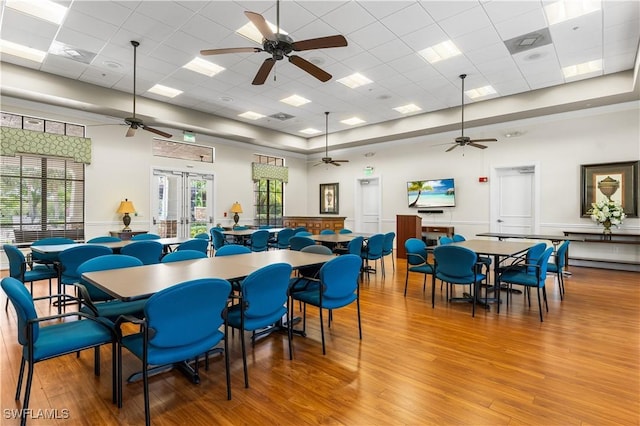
[407,178,456,208]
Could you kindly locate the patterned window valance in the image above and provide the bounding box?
[252,162,288,183]
[0,127,92,164]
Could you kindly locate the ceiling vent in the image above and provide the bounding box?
[269,112,294,121]
[49,41,96,64]
[504,28,552,55]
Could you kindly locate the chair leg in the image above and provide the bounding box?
[15,358,26,401]
[22,361,35,426]
[240,331,249,388]
[431,274,436,308]
[142,361,151,426]
[223,328,231,400]
[111,342,117,404]
[319,306,326,355]
[94,346,101,376]
[391,251,395,271]
[286,299,293,361]
[536,288,544,322]
[404,270,409,297]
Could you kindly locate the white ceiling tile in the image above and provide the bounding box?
[420,1,480,21]
[453,26,504,52]
[380,3,435,37]
[55,27,108,53]
[482,1,542,23]
[1,8,59,47]
[493,7,548,40]
[357,1,413,20]
[368,39,414,63]
[62,9,120,43]
[68,1,133,27]
[348,22,397,50]
[400,24,450,51]
[322,2,376,35]
[439,6,493,39]
[131,1,195,28]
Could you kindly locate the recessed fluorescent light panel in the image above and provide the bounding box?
[280,94,311,107]
[544,0,601,25]
[237,21,288,44]
[465,85,497,99]
[300,128,321,135]
[336,73,373,89]
[0,39,46,62]
[341,117,366,125]
[183,58,225,77]
[147,84,183,98]
[418,40,461,63]
[6,0,68,24]
[238,111,265,120]
[562,59,602,78]
[393,104,422,114]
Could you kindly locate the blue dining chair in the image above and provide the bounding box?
[339,229,353,234]
[227,263,293,387]
[289,236,315,251]
[161,250,207,263]
[75,255,147,320]
[131,233,161,241]
[176,238,209,255]
[547,240,570,300]
[293,226,307,235]
[2,277,116,423]
[269,228,294,250]
[57,245,113,312]
[120,240,163,265]
[290,254,362,355]
[31,237,74,266]
[295,231,312,237]
[214,244,251,256]
[194,232,210,239]
[87,236,122,243]
[3,244,58,308]
[361,233,384,281]
[404,238,436,303]
[248,229,270,252]
[320,229,335,235]
[381,231,396,275]
[116,278,232,425]
[210,228,229,251]
[433,245,486,317]
[498,247,554,322]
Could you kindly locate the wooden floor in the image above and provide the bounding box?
[1,259,638,425]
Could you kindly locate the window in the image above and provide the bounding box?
[253,155,284,227]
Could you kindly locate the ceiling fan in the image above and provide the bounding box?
[445,73,497,152]
[200,0,347,85]
[315,112,348,167]
[124,40,172,138]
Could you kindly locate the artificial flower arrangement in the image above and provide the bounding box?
[588,199,626,233]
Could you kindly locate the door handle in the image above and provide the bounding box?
[152,217,157,225]
[497,219,504,223]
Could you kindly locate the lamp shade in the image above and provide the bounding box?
[230,202,243,214]
[117,199,136,214]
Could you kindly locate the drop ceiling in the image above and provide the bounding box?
[0,0,639,152]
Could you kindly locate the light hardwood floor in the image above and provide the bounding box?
[1,259,638,425]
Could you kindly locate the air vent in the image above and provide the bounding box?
[49,41,96,64]
[504,28,552,55]
[269,112,294,121]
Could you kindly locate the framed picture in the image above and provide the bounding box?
[320,183,339,214]
[581,161,639,217]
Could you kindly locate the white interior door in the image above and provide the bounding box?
[490,164,539,234]
[355,177,381,233]
[151,169,214,238]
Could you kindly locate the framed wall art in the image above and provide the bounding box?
[320,183,339,214]
[580,161,639,217]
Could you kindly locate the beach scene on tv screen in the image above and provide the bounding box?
[407,179,455,208]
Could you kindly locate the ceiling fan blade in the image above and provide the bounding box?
[200,47,261,56]
[125,126,136,137]
[446,144,458,152]
[468,142,488,149]
[252,58,276,85]
[469,138,498,143]
[244,11,276,41]
[142,125,172,138]
[292,35,348,51]
[331,162,341,166]
[289,55,331,82]
[332,160,349,163]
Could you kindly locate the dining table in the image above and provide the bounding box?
[222,227,286,244]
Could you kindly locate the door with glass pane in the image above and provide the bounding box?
[151,169,214,238]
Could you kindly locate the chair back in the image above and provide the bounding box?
[535,247,554,284]
[177,238,209,254]
[3,244,27,280]
[210,229,227,250]
[295,231,312,236]
[258,225,272,229]
[405,238,428,266]
[452,234,466,242]
[161,250,207,263]
[58,245,113,284]
[320,229,335,235]
[194,232,210,240]
[382,232,396,256]
[434,245,478,284]
[347,236,364,256]
[214,244,251,256]
[289,236,315,251]
[131,233,161,241]
[274,228,294,249]
[120,241,163,265]
[439,236,453,245]
[87,236,121,243]
[249,230,270,252]
[319,254,361,300]
[77,255,143,301]
[554,240,570,270]
[293,226,307,235]
[233,225,249,230]
[301,244,333,255]
[145,278,231,348]
[241,263,292,319]
[2,277,40,345]
[363,234,384,259]
[339,229,353,234]
[524,243,548,274]
[31,237,74,263]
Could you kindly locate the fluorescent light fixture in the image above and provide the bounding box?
[418,40,461,63]
[341,117,366,126]
[336,73,373,89]
[300,128,322,135]
[544,0,601,25]
[562,59,602,78]
[183,57,225,77]
[0,39,46,62]
[147,84,183,98]
[6,0,68,24]
[280,94,311,107]
[465,85,497,99]
[393,103,422,114]
[236,21,288,44]
[238,111,265,120]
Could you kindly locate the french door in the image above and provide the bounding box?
[150,169,214,238]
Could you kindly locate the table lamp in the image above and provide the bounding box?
[230,202,243,228]
[116,199,136,231]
